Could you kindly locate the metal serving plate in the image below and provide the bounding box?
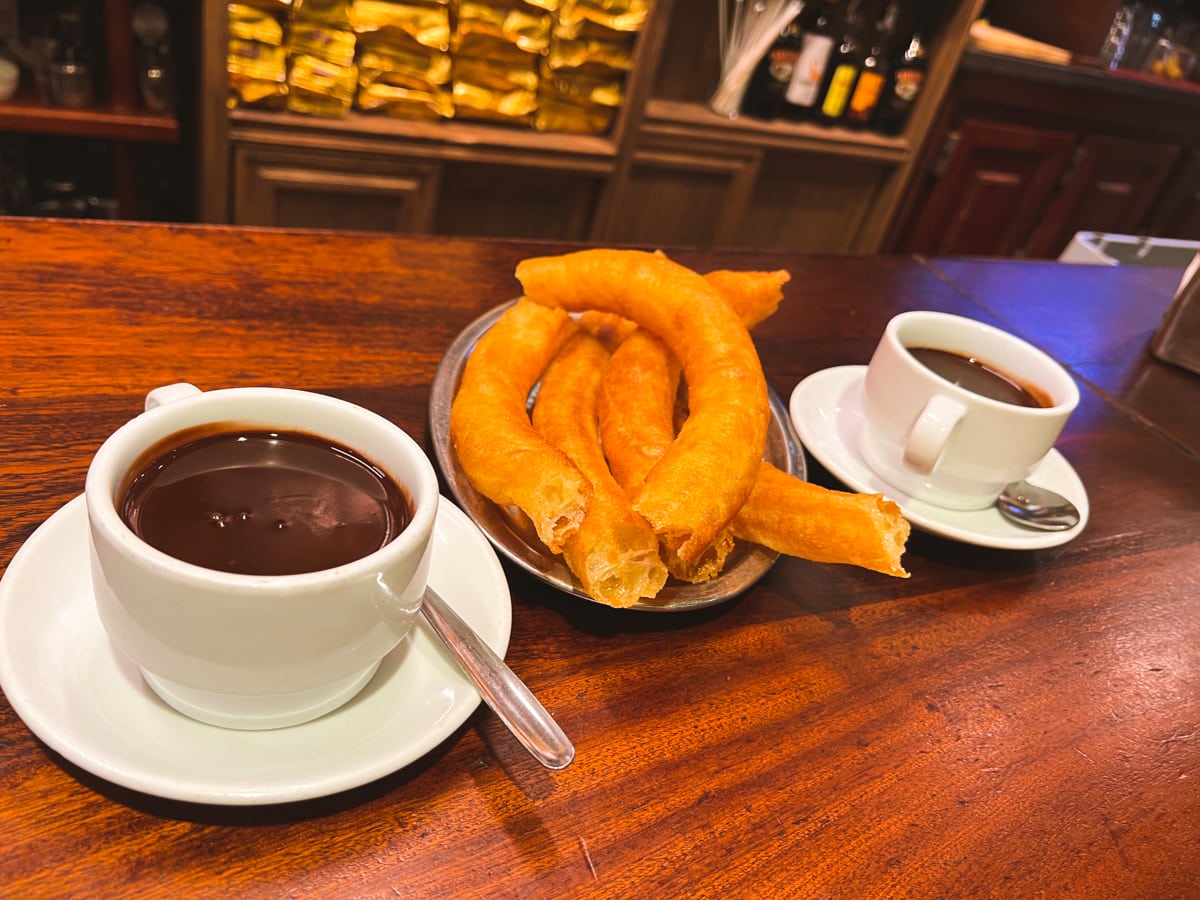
[428,301,806,612]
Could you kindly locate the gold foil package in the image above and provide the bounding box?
[538,64,623,107]
[358,40,452,90]
[357,82,454,118]
[287,53,357,115]
[350,2,451,51]
[228,5,285,45]
[557,0,647,33]
[227,37,288,108]
[292,0,352,27]
[452,81,537,125]
[231,0,293,12]
[534,96,613,133]
[453,2,552,58]
[454,55,539,93]
[546,33,636,73]
[228,38,288,79]
[287,23,357,66]
[351,4,453,117]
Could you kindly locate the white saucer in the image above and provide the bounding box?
[0,495,512,805]
[789,366,1090,550]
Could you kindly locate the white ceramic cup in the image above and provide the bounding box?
[857,311,1080,510]
[85,383,439,730]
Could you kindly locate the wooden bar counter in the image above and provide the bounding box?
[1,219,1197,897]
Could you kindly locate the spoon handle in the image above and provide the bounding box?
[419,587,575,770]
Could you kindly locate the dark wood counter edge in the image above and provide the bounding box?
[960,49,1200,109]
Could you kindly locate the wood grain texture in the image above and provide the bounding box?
[1,220,1198,898]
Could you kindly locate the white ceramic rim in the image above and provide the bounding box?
[886,310,1080,416]
[84,387,440,593]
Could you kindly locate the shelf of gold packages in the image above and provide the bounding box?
[225,0,650,132]
[353,0,454,119]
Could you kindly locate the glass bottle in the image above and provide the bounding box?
[740,12,806,120]
[874,28,927,136]
[47,7,94,109]
[845,1,899,129]
[815,0,865,124]
[779,0,840,122]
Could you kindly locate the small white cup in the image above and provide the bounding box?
[85,384,439,730]
[857,311,1079,510]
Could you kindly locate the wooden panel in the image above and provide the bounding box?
[233,144,439,232]
[651,0,722,104]
[1145,153,1200,241]
[600,147,760,247]
[1028,135,1183,258]
[902,119,1076,256]
[739,150,887,253]
[435,163,601,241]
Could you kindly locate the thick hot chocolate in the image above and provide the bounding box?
[120,428,412,575]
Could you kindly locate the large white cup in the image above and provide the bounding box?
[85,384,439,730]
[857,311,1079,510]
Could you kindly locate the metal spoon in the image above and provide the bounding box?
[996,480,1081,532]
[419,587,575,770]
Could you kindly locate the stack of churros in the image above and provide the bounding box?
[449,249,910,608]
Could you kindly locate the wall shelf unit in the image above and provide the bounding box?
[199,0,983,252]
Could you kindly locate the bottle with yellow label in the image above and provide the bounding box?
[815,0,864,124]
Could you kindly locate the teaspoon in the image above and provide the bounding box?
[996,480,1081,532]
[419,586,575,770]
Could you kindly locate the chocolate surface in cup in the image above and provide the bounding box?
[906,347,1051,409]
[119,426,413,575]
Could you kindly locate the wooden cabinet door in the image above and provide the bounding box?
[1027,135,1182,258]
[435,162,602,241]
[902,120,1076,256]
[1027,135,1185,259]
[1144,152,1200,242]
[234,144,440,233]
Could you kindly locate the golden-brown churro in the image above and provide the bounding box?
[532,332,668,606]
[449,299,590,553]
[732,463,910,577]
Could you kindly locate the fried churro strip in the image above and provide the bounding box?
[516,249,769,564]
[701,269,790,328]
[577,269,791,347]
[597,329,679,492]
[598,269,911,578]
[593,267,790,489]
[449,299,590,553]
[532,332,668,607]
[594,268,788,582]
[732,463,910,576]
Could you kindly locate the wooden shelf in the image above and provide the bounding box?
[0,94,179,143]
[228,107,617,165]
[199,0,982,251]
[642,99,910,164]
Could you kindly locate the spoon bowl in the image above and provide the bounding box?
[997,479,1081,532]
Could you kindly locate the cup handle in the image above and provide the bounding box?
[903,394,967,474]
[145,382,201,412]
